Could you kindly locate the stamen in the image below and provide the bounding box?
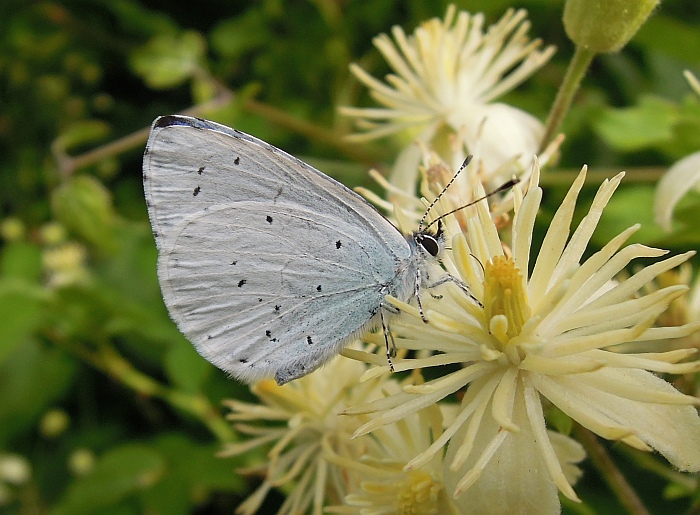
[483,256,531,346]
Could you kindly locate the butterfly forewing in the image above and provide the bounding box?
[143,116,412,384]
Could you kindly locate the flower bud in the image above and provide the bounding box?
[563,0,660,53]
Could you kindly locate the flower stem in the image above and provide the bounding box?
[55,81,375,176]
[573,424,650,515]
[539,45,596,154]
[54,333,237,443]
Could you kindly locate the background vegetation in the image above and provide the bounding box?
[1,0,699,513]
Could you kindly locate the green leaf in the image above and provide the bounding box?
[52,444,166,515]
[165,338,211,393]
[53,120,111,155]
[51,175,118,254]
[635,14,700,63]
[666,97,700,158]
[210,10,269,58]
[593,185,668,247]
[0,339,76,444]
[0,241,43,282]
[0,280,47,364]
[593,95,678,151]
[109,0,179,36]
[139,434,245,514]
[153,434,244,490]
[130,31,206,89]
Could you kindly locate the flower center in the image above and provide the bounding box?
[483,256,531,349]
[395,470,442,514]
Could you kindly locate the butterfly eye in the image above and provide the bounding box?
[417,233,440,257]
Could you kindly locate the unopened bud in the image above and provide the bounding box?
[564,0,659,53]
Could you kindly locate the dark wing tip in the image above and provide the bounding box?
[152,115,196,130]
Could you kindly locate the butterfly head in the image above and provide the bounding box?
[413,219,445,259]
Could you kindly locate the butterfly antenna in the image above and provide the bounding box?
[424,177,520,231]
[419,156,473,230]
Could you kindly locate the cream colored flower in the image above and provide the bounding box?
[654,71,700,231]
[325,388,460,514]
[340,5,555,193]
[42,241,89,288]
[220,355,384,515]
[344,165,700,513]
[0,453,31,506]
[629,264,700,398]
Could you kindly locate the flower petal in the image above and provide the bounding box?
[449,102,543,176]
[534,368,700,471]
[654,151,700,231]
[444,380,560,514]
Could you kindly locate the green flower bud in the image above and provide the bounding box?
[564,0,660,53]
[0,218,25,241]
[39,409,70,438]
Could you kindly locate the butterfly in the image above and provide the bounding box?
[143,115,493,384]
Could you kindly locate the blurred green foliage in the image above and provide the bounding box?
[0,0,699,513]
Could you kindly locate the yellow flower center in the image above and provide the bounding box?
[483,256,531,349]
[395,470,442,514]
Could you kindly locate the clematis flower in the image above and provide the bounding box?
[340,5,555,193]
[344,164,700,513]
[219,355,385,515]
[325,400,461,514]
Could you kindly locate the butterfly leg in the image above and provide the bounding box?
[427,273,483,307]
[379,305,398,371]
[414,268,430,323]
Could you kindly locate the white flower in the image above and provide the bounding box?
[340,5,555,193]
[219,354,385,515]
[655,151,700,231]
[325,400,461,514]
[654,71,700,231]
[42,241,90,288]
[344,164,700,513]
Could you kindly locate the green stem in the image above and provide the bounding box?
[58,336,237,443]
[615,445,697,492]
[539,45,596,154]
[56,85,377,177]
[55,90,234,178]
[573,424,650,515]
